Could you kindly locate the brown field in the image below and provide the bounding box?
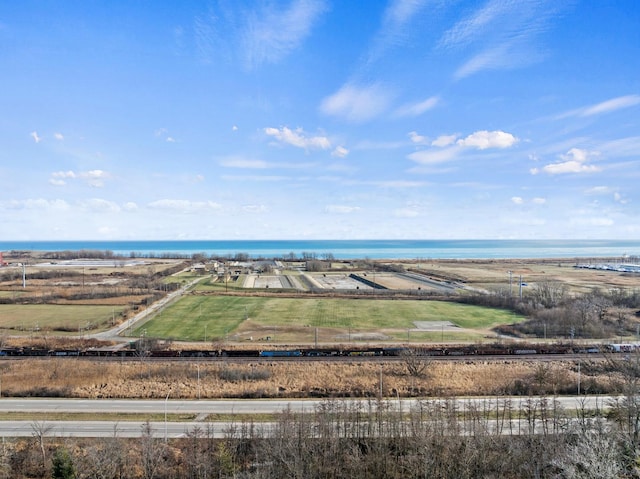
[395,258,640,294]
[0,355,618,399]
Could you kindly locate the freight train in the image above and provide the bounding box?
[0,342,628,359]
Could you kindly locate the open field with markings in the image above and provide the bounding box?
[132,295,525,342]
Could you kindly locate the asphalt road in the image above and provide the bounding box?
[89,275,206,342]
[0,395,617,415]
[0,396,619,438]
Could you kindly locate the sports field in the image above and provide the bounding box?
[132,296,524,343]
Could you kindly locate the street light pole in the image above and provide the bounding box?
[164,390,171,442]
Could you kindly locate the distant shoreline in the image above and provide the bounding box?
[1,239,639,261]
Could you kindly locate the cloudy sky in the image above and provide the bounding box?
[1,0,639,240]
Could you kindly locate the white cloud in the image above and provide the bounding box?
[320,83,393,122]
[558,95,640,119]
[431,134,457,147]
[532,197,546,205]
[440,0,563,79]
[147,199,223,213]
[242,204,268,213]
[124,202,138,211]
[511,196,524,205]
[372,180,425,188]
[52,171,77,179]
[407,146,461,164]
[570,216,614,227]
[220,158,269,169]
[366,0,430,63]
[221,174,288,182]
[325,205,361,214]
[155,128,177,143]
[49,169,110,187]
[331,146,349,158]
[598,136,640,157]
[531,148,601,175]
[243,0,328,68]
[30,131,42,143]
[585,186,613,195]
[408,131,428,144]
[439,0,508,49]
[583,94,640,116]
[614,192,629,204]
[408,130,518,167]
[54,132,64,141]
[3,199,70,210]
[454,43,514,79]
[354,139,407,150]
[264,126,331,150]
[394,96,439,117]
[393,208,420,218]
[456,130,519,149]
[80,198,121,212]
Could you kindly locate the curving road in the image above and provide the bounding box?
[89,275,207,342]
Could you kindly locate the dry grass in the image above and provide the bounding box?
[397,258,638,294]
[0,357,615,399]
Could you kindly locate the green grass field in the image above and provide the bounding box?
[133,296,524,342]
[0,304,126,332]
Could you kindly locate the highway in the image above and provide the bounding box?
[0,395,616,415]
[0,396,619,438]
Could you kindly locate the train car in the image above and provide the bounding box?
[606,343,640,353]
[180,349,220,358]
[382,347,409,356]
[49,349,80,357]
[222,349,261,357]
[304,349,342,357]
[259,350,302,357]
[149,350,181,358]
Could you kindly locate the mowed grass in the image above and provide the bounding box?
[0,304,126,331]
[135,296,524,341]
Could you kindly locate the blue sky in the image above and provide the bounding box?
[1,0,639,240]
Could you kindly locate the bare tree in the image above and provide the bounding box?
[139,421,165,479]
[530,280,568,308]
[401,349,430,378]
[31,420,52,471]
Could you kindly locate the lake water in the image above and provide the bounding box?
[1,239,638,260]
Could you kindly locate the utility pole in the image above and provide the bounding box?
[519,275,523,300]
[164,389,171,442]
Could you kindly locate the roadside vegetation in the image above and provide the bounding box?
[0,354,616,399]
